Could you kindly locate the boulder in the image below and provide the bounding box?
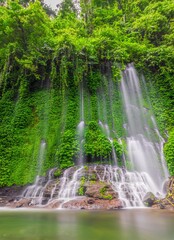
[143,192,157,207]
[87,198,95,204]
[85,182,118,199]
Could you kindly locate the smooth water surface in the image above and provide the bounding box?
[0,209,173,240]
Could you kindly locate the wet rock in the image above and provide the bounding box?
[159,203,165,209]
[152,176,174,210]
[85,184,102,198]
[85,182,118,199]
[143,192,157,207]
[0,186,25,207]
[87,198,95,204]
[62,197,123,210]
[7,198,31,208]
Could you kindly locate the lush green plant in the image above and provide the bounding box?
[78,176,86,196]
[54,169,62,178]
[55,130,77,169]
[99,186,113,200]
[164,129,174,175]
[84,121,112,160]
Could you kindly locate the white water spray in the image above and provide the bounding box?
[121,64,169,193]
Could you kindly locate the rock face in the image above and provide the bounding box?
[152,176,174,210]
[85,182,118,199]
[0,186,25,207]
[143,192,157,207]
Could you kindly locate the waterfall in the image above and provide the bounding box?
[20,165,160,208]
[37,140,46,175]
[58,167,84,199]
[54,166,84,209]
[120,64,169,193]
[22,168,56,205]
[18,64,169,209]
[99,121,118,165]
[94,165,156,207]
[77,82,85,165]
[22,140,47,201]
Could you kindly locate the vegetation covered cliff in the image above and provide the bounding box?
[0,0,173,187]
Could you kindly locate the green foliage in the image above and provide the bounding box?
[99,186,113,200]
[56,130,77,169]
[54,169,62,178]
[78,176,86,196]
[113,140,123,159]
[84,121,112,160]
[164,129,174,175]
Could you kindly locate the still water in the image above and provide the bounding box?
[0,209,173,240]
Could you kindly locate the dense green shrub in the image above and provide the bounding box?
[164,129,174,176]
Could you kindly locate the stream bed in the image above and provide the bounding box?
[0,209,173,240]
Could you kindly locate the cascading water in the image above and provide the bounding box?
[121,64,169,194]
[37,139,46,175]
[18,64,169,209]
[20,165,160,208]
[99,121,118,165]
[94,165,157,207]
[53,166,84,209]
[77,82,85,165]
[58,167,84,199]
[22,168,56,205]
[22,140,47,202]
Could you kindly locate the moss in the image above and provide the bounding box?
[88,173,97,181]
[84,165,89,171]
[78,176,86,196]
[54,169,62,178]
[99,186,113,200]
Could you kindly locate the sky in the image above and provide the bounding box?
[44,0,63,9]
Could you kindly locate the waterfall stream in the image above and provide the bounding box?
[76,82,85,165]
[19,64,169,209]
[121,64,169,193]
[21,140,47,203]
[20,165,163,208]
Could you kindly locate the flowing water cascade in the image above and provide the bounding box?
[99,121,118,165]
[48,166,84,208]
[77,82,85,165]
[37,140,46,175]
[18,65,169,209]
[118,138,126,167]
[121,64,169,194]
[97,75,118,165]
[22,168,56,205]
[20,165,160,208]
[94,165,156,207]
[58,166,84,199]
[22,140,47,202]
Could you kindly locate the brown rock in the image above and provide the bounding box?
[85,182,118,199]
[7,198,31,208]
[61,197,123,210]
[87,198,95,204]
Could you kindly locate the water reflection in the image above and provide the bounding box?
[0,209,173,240]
